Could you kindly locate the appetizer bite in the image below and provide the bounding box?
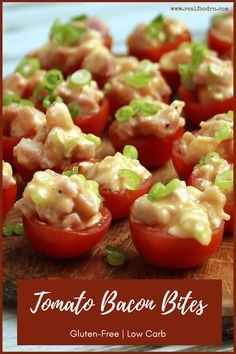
[130,179,229,269]
[106,59,171,115]
[65,145,153,219]
[177,44,233,124]
[29,15,112,76]
[172,111,233,180]
[15,170,112,258]
[109,98,185,167]
[3,58,45,99]
[189,153,233,232]
[207,12,233,57]
[13,102,101,182]
[2,161,17,217]
[3,96,46,164]
[127,14,191,62]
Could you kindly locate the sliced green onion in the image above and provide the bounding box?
[3,223,24,236]
[44,69,64,89]
[19,99,35,107]
[129,98,145,115]
[42,95,63,109]
[146,14,167,42]
[86,133,101,147]
[16,58,40,77]
[197,152,223,168]
[142,102,159,115]
[119,169,140,190]
[124,71,153,89]
[3,94,21,106]
[115,106,134,122]
[50,20,87,46]
[71,14,87,21]
[68,104,79,119]
[33,83,51,101]
[105,245,126,266]
[104,82,111,93]
[62,166,79,177]
[129,98,159,116]
[137,60,155,73]
[208,63,223,77]
[215,121,233,141]
[227,110,233,119]
[123,145,138,160]
[215,169,233,190]
[68,69,91,86]
[31,188,49,205]
[148,178,180,201]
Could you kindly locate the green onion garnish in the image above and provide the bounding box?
[16,58,40,77]
[104,82,111,93]
[119,169,140,190]
[44,69,64,89]
[148,178,180,201]
[197,152,223,168]
[71,14,87,21]
[215,169,233,190]
[33,83,50,101]
[129,98,159,116]
[137,60,155,73]
[208,63,223,77]
[3,223,24,236]
[105,245,126,266]
[215,121,233,141]
[146,14,167,42]
[62,166,79,177]
[115,106,134,122]
[68,104,79,119]
[123,145,138,160]
[86,133,101,147]
[227,110,233,119]
[124,71,153,89]
[50,19,87,46]
[3,94,21,106]
[42,95,63,109]
[68,69,92,86]
[19,99,35,107]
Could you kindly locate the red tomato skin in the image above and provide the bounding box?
[178,85,234,125]
[3,135,22,166]
[64,161,153,220]
[73,98,109,136]
[104,34,113,50]
[172,137,194,181]
[128,31,191,62]
[129,219,224,269]
[188,173,233,233]
[109,121,184,168]
[207,29,232,56]
[23,207,112,258]
[160,68,180,91]
[2,183,17,217]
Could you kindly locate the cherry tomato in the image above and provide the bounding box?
[128,31,191,62]
[3,135,22,166]
[178,85,234,125]
[73,98,109,136]
[160,68,180,92]
[188,173,233,233]
[207,28,232,57]
[172,135,195,181]
[23,207,111,258]
[64,162,153,220]
[109,121,184,168]
[3,182,17,217]
[129,219,224,269]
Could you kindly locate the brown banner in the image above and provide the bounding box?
[17,279,222,345]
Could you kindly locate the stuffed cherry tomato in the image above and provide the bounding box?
[127,14,191,62]
[109,98,185,168]
[2,161,17,217]
[16,169,111,258]
[64,145,153,219]
[207,13,233,57]
[172,111,233,180]
[3,96,46,165]
[106,59,171,116]
[130,179,228,269]
[188,152,233,233]
[13,102,101,182]
[177,43,233,124]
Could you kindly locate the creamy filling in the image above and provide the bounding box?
[131,181,229,246]
[159,45,192,71]
[211,13,233,44]
[2,161,16,190]
[13,102,100,170]
[15,169,102,230]
[79,152,151,191]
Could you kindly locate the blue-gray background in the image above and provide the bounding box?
[3,2,234,352]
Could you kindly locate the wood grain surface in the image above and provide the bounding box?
[3,138,233,316]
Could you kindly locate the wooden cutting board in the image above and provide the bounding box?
[3,137,233,316]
